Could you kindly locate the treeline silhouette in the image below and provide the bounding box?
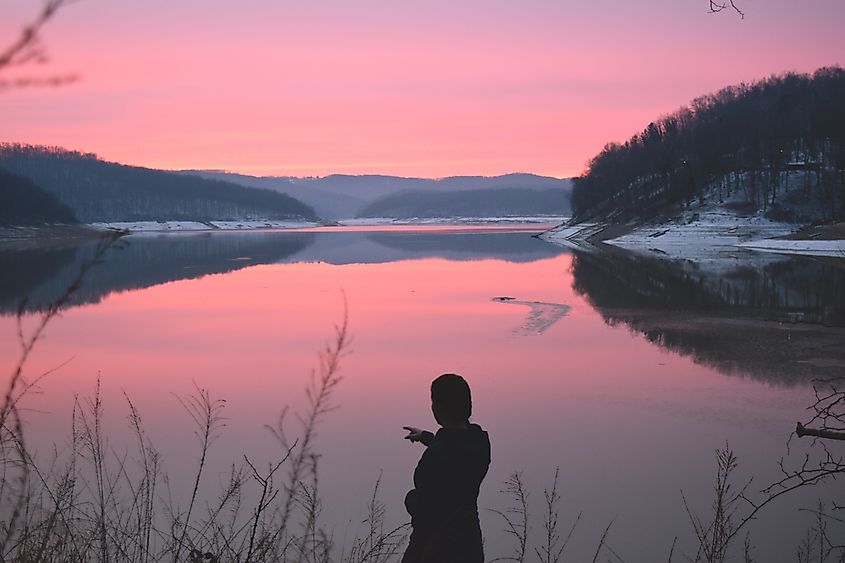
[357,186,571,218]
[0,169,78,226]
[572,67,845,223]
[0,144,318,223]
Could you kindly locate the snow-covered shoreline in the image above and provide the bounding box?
[543,208,845,259]
[338,216,569,226]
[89,220,321,233]
[737,238,845,257]
[87,216,568,233]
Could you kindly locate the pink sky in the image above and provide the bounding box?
[2,0,843,178]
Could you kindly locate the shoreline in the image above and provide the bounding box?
[0,217,567,245]
[542,211,845,260]
[0,224,110,250]
[88,220,323,232]
[90,216,568,233]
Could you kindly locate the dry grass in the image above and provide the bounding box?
[1,289,409,562]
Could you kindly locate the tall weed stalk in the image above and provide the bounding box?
[2,284,406,562]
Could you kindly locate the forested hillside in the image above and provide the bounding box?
[571,67,845,224]
[0,145,317,222]
[358,186,571,218]
[0,169,78,226]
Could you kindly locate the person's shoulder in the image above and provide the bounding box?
[468,423,488,437]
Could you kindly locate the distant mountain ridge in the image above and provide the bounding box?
[0,145,317,223]
[357,186,570,218]
[186,170,572,219]
[0,144,571,224]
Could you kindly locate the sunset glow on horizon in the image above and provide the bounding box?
[2,0,844,178]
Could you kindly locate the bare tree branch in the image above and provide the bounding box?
[708,0,745,18]
[0,0,78,89]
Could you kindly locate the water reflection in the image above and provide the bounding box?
[0,227,565,314]
[364,230,562,263]
[570,246,845,383]
[0,243,77,310]
[2,226,839,562]
[0,232,315,313]
[7,226,845,386]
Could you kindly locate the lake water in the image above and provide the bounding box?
[2,225,844,561]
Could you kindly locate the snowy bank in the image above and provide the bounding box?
[602,209,795,259]
[89,220,320,233]
[539,222,607,250]
[340,216,569,226]
[737,238,845,257]
[544,208,845,261]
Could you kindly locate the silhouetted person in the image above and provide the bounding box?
[402,373,491,563]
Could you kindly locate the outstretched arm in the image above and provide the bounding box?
[403,426,435,446]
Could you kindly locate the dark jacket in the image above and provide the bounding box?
[402,424,491,563]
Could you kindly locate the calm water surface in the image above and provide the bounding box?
[2,225,843,561]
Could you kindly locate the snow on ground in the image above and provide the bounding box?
[737,238,845,257]
[544,171,845,260]
[89,220,319,232]
[340,216,569,226]
[208,220,320,230]
[91,217,567,232]
[544,207,845,261]
[90,221,209,232]
[336,218,396,226]
[540,222,605,250]
[603,208,796,260]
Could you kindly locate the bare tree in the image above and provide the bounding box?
[0,0,77,89]
[709,378,845,559]
[797,378,845,442]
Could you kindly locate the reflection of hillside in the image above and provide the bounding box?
[278,230,566,265]
[363,231,563,263]
[3,229,562,314]
[2,232,315,314]
[572,248,845,384]
[0,245,78,311]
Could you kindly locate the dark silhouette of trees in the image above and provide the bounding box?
[0,169,77,226]
[0,144,318,222]
[571,68,845,224]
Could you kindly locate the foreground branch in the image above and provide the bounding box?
[0,0,73,70]
[708,0,744,18]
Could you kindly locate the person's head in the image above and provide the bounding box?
[431,373,472,427]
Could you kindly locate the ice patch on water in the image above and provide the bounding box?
[493,296,571,335]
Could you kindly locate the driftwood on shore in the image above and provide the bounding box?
[796,422,845,441]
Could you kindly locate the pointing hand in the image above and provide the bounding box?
[403,426,425,442]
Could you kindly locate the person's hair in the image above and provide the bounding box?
[431,373,472,421]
